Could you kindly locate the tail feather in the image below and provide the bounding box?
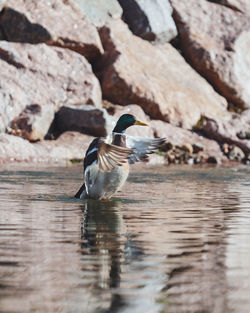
[75,183,87,199]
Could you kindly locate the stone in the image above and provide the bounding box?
[0,0,103,61]
[151,120,226,162]
[99,19,228,129]
[0,42,102,140]
[0,133,37,163]
[118,0,177,43]
[0,131,166,165]
[74,0,122,27]
[0,132,94,164]
[49,105,116,138]
[197,111,250,156]
[10,104,54,142]
[222,143,229,155]
[207,156,220,164]
[228,145,245,161]
[35,131,93,163]
[170,0,250,110]
[192,143,204,153]
[180,143,193,154]
[209,0,250,16]
[0,0,5,10]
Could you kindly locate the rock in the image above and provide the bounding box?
[222,143,230,155]
[193,143,204,153]
[151,120,226,162]
[10,104,54,142]
[48,105,116,138]
[170,0,250,110]
[180,143,193,154]
[0,42,102,139]
[0,133,38,163]
[237,130,250,140]
[187,158,194,165]
[0,132,93,164]
[112,104,154,138]
[228,146,245,161]
[0,131,166,165]
[0,0,5,10]
[210,0,250,16]
[207,156,220,164]
[99,19,228,129]
[74,0,122,27]
[196,112,250,156]
[0,0,103,61]
[35,131,93,163]
[118,0,177,43]
[146,153,165,165]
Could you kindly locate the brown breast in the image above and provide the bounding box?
[112,134,127,147]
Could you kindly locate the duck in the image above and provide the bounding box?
[75,114,165,200]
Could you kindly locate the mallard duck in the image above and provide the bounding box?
[75,114,165,200]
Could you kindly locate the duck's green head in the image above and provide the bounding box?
[113,114,148,133]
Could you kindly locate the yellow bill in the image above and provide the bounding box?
[135,119,148,126]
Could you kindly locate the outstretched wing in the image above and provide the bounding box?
[97,140,132,171]
[84,138,132,172]
[125,135,165,164]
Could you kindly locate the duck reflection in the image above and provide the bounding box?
[80,199,129,312]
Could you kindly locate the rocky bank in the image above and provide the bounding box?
[0,0,249,165]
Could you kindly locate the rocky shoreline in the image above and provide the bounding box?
[0,0,249,165]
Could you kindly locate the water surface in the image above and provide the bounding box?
[0,164,250,313]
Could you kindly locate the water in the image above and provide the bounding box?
[0,164,250,313]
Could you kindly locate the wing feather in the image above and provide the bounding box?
[125,135,165,164]
[97,140,132,172]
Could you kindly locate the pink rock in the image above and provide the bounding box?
[212,0,250,16]
[0,0,5,10]
[0,133,38,163]
[150,120,226,162]
[99,19,228,129]
[0,42,102,140]
[170,0,250,110]
[35,132,93,163]
[0,0,103,61]
[74,0,123,27]
[0,132,94,164]
[50,105,116,138]
[198,111,250,155]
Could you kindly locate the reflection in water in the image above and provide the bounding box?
[0,165,249,313]
[81,199,126,313]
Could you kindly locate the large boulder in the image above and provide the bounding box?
[0,131,165,164]
[0,133,38,163]
[0,42,102,140]
[0,132,93,164]
[196,110,250,156]
[118,0,177,43]
[48,105,116,138]
[35,131,93,163]
[0,0,103,61]
[99,19,228,129]
[170,0,250,110]
[74,0,122,27]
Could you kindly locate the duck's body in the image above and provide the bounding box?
[83,161,129,200]
[75,114,165,200]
